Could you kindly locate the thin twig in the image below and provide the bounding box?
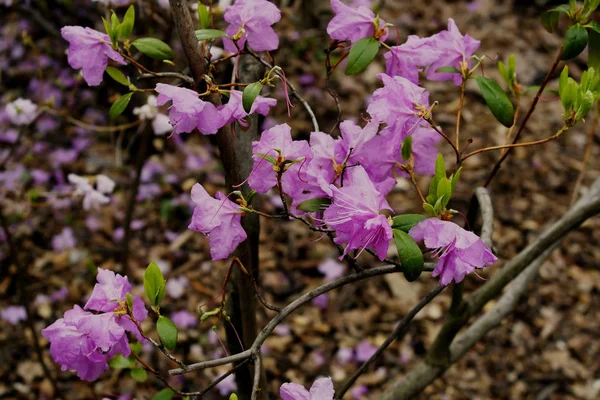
[424,117,461,165]
[455,81,466,150]
[251,353,262,400]
[139,71,194,84]
[336,285,445,399]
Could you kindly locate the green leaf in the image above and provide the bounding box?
[562,24,589,60]
[541,10,560,33]
[102,16,111,36]
[132,38,175,60]
[391,214,426,232]
[152,388,175,400]
[297,198,332,212]
[436,177,452,207]
[401,136,412,163]
[345,37,380,75]
[110,11,121,43]
[498,61,509,86]
[242,82,263,113]
[110,354,134,369]
[120,5,135,39]
[561,79,578,111]
[105,66,130,86]
[450,167,462,194]
[433,195,446,215]
[434,153,446,180]
[144,261,166,307]
[126,293,134,311]
[423,203,436,217]
[130,368,147,382]
[255,152,277,164]
[198,2,210,29]
[588,28,600,71]
[130,342,142,355]
[393,229,424,282]
[229,395,239,400]
[475,76,515,127]
[157,316,178,350]
[434,66,461,74]
[195,29,227,41]
[109,92,134,120]
[559,65,569,96]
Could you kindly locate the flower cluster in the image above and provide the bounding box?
[42,269,147,381]
[68,173,116,210]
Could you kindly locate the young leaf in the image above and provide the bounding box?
[144,261,166,307]
[242,82,263,113]
[120,5,135,39]
[102,16,111,36]
[125,293,134,311]
[401,136,412,163]
[110,11,121,43]
[297,198,332,212]
[561,24,589,60]
[152,388,175,400]
[132,38,175,60]
[450,167,462,194]
[393,229,424,282]
[130,368,148,382]
[229,395,239,400]
[434,153,446,180]
[110,354,134,369]
[345,37,380,75]
[541,10,560,33]
[475,76,515,127]
[391,214,426,232]
[423,203,436,217]
[436,177,452,206]
[109,92,134,120]
[588,28,600,71]
[197,2,210,29]
[105,66,130,86]
[435,66,461,74]
[195,29,227,41]
[157,316,178,350]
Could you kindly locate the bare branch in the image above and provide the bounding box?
[474,187,494,248]
[138,72,194,84]
[251,353,262,400]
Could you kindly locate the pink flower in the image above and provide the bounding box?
[355,339,377,362]
[188,183,247,261]
[222,0,281,52]
[171,310,198,329]
[317,259,346,281]
[426,18,480,86]
[367,74,429,138]
[155,83,225,135]
[327,0,388,44]
[409,218,497,285]
[248,124,312,196]
[384,36,440,84]
[52,227,77,252]
[61,26,126,86]
[323,166,392,260]
[280,377,335,400]
[166,276,189,299]
[218,90,277,127]
[1,305,27,325]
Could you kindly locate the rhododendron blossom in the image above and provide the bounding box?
[155,83,224,135]
[218,89,277,127]
[61,26,126,86]
[188,183,247,261]
[222,0,282,53]
[133,95,173,135]
[5,98,38,125]
[280,376,335,400]
[327,0,388,44]
[68,173,115,210]
[323,166,393,260]
[409,218,497,285]
[384,36,440,84]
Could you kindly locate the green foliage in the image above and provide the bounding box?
[401,136,412,163]
[345,37,380,75]
[144,261,166,308]
[558,66,600,124]
[130,368,147,382]
[195,29,227,41]
[391,214,427,233]
[109,92,134,120]
[393,229,424,282]
[296,198,332,212]
[562,24,589,60]
[434,66,461,74]
[152,389,175,400]
[132,38,175,60]
[110,354,135,369]
[197,2,211,29]
[105,67,130,87]
[157,316,178,350]
[424,154,461,217]
[119,5,135,39]
[242,82,264,113]
[475,76,515,127]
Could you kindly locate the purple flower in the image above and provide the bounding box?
[188,183,247,261]
[1,305,27,325]
[367,73,430,138]
[426,18,481,86]
[222,0,281,52]
[312,293,329,310]
[317,259,346,281]
[171,310,198,329]
[355,339,377,362]
[327,0,388,44]
[384,36,440,84]
[155,83,224,135]
[218,90,277,127]
[336,347,355,364]
[52,228,77,252]
[248,124,312,196]
[50,287,69,302]
[166,275,189,299]
[61,26,126,86]
[409,218,497,285]
[352,385,369,399]
[5,98,38,125]
[84,268,132,313]
[67,173,114,210]
[216,373,238,396]
[280,377,335,400]
[323,166,392,260]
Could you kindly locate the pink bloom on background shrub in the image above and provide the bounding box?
[323,166,393,260]
[171,310,198,329]
[280,376,335,400]
[188,183,247,261]
[409,218,497,285]
[327,0,388,44]
[155,83,225,135]
[1,305,27,325]
[5,98,38,125]
[61,26,126,86]
[52,227,77,252]
[222,0,281,52]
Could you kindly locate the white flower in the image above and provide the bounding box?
[133,95,173,135]
[5,98,38,125]
[67,173,115,210]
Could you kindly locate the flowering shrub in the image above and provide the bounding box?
[2,0,600,399]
